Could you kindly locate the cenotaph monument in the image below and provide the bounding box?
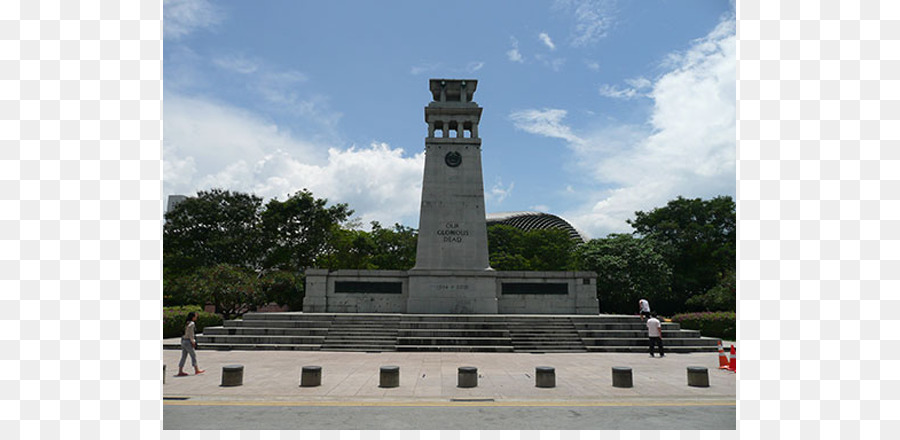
[303,79,598,314]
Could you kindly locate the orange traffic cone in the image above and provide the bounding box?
[717,341,729,369]
[727,345,736,372]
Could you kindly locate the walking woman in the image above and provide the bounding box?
[176,312,206,376]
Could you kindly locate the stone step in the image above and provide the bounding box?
[571,316,644,324]
[513,349,587,353]
[192,343,322,351]
[512,339,583,344]
[585,346,719,353]
[325,330,399,335]
[242,313,337,321]
[224,320,333,329]
[319,345,398,351]
[203,327,330,336]
[582,338,720,347]
[187,313,721,354]
[398,329,510,337]
[578,330,701,338]
[396,345,515,353]
[574,323,683,331]
[198,335,326,345]
[399,322,510,330]
[398,337,512,346]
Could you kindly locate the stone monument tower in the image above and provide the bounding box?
[406,79,498,313]
[412,79,491,271]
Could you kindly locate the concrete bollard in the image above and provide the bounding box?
[221,364,244,387]
[300,366,322,387]
[687,366,710,387]
[380,365,400,388]
[458,366,478,388]
[535,366,555,388]
[611,367,633,388]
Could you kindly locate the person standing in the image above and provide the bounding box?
[638,298,651,320]
[646,312,665,358]
[176,312,206,376]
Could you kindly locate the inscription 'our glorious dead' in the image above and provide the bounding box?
[436,222,469,243]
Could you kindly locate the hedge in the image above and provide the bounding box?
[670,311,735,341]
[163,305,223,339]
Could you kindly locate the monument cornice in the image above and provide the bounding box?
[424,138,482,146]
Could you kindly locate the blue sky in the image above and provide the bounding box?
[163,0,735,238]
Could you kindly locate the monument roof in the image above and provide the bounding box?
[429,78,478,103]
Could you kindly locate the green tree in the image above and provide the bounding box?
[685,267,736,312]
[164,189,265,274]
[260,189,353,272]
[319,227,377,270]
[487,225,527,270]
[319,222,418,270]
[574,234,672,314]
[368,222,418,270]
[260,270,306,311]
[487,225,576,271]
[522,229,577,271]
[190,264,267,319]
[628,196,735,312]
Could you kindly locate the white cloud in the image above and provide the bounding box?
[585,61,600,71]
[164,93,424,227]
[598,76,652,99]
[164,0,222,40]
[514,17,736,237]
[206,53,337,132]
[507,37,524,63]
[554,0,617,47]
[248,144,425,227]
[597,84,637,99]
[410,63,441,75]
[486,179,515,204]
[539,32,556,50]
[534,54,566,71]
[212,55,259,74]
[507,48,524,63]
[509,108,582,144]
[467,61,485,72]
[412,61,484,75]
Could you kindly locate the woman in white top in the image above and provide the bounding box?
[176,312,206,376]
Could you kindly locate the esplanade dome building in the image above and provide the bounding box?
[485,211,589,244]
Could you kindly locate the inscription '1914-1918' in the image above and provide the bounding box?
[436,222,469,243]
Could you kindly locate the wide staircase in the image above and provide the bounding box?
[187,313,720,353]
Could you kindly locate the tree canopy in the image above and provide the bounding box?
[627,196,736,314]
[163,189,264,275]
[260,189,353,272]
[574,234,671,314]
[163,188,351,312]
[487,225,576,271]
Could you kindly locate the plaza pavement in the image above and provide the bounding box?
[162,338,737,405]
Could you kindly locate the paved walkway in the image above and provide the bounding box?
[163,339,736,404]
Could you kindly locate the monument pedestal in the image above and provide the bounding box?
[406,269,498,314]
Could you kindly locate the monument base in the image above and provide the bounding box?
[407,270,498,314]
[303,268,599,314]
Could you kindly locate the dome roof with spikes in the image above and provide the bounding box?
[486,211,589,244]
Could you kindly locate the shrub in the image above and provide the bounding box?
[163,305,224,339]
[671,311,735,341]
